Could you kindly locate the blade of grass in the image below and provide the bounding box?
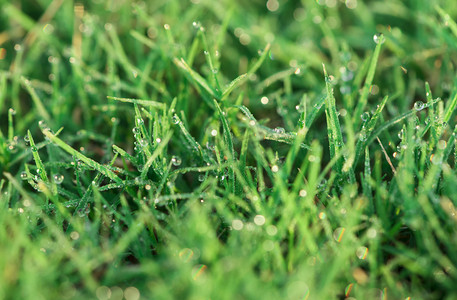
[107,96,165,109]
[354,34,384,127]
[323,64,345,174]
[42,129,122,184]
[214,99,235,194]
[173,57,218,99]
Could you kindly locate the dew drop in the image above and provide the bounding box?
[38,120,48,130]
[53,174,64,184]
[172,115,180,124]
[171,156,182,166]
[333,227,346,242]
[360,112,370,122]
[414,101,425,111]
[132,127,140,134]
[8,108,16,115]
[139,139,148,147]
[325,75,336,84]
[373,33,385,44]
[274,127,285,134]
[24,135,30,145]
[20,172,27,180]
[359,132,367,142]
[356,246,369,260]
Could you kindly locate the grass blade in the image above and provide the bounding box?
[42,129,122,184]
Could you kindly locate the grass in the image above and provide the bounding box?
[1,0,457,299]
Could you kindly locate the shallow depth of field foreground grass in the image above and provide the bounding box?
[1,0,457,299]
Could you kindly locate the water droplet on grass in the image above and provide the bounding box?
[20,172,27,180]
[325,75,336,84]
[359,132,367,142]
[333,227,345,242]
[274,127,285,134]
[8,108,16,115]
[356,246,369,259]
[414,101,425,111]
[139,139,148,147]
[360,112,370,122]
[373,33,385,44]
[53,174,64,184]
[172,115,180,124]
[171,156,182,166]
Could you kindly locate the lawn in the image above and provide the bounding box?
[1,0,457,299]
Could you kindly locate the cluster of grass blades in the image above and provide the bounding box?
[1,0,457,299]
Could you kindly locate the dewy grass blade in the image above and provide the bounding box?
[129,30,156,49]
[112,145,138,165]
[354,35,384,127]
[141,132,172,179]
[221,74,247,101]
[236,105,311,149]
[42,129,122,184]
[107,96,165,109]
[73,154,121,216]
[173,57,218,99]
[214,99,235,194]
[28,130,49,183]
[198,27,222,94]
[305,95,326,129]
[173,114,213,164]
[323,64,345,174]
[367,97,442,146]
[353,95,389,168]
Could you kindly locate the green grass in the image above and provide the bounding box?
[1,0,457,299]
